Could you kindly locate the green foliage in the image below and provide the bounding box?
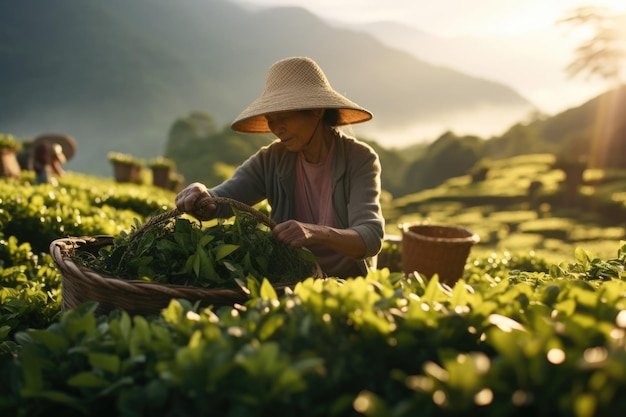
[1,167,626,416]
[363,139,416,197]
[390,153,626,263]
[165,112,219,157]
[402,131,483,195]
[166,118,272,187]
[82,211,318,288]
[2,255,626,416]
[0,234,61,355]
[143,86,626,198]
[147,156,175,169]
[0,133,22,152]
[107,152,145,167]
[0,173,175,254]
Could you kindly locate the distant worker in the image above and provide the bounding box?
[33,142,66,184]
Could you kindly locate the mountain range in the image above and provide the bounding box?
[1,0,536,176]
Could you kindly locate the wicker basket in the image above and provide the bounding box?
[50,197,319,316]
[400,223,479,285]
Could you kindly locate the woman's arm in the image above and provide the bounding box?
[273,220,366,258]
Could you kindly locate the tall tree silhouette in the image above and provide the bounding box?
[558,6,626,84]
[558,6,626,170]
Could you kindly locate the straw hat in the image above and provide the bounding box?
[231,56,373,133]
[32,134,77,161]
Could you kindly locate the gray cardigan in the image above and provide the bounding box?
[209,132,385,276]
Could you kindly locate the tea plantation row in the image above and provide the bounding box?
[1,173,626,416]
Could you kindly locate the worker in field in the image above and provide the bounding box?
[33,142,66,185]
[175,56,384,278]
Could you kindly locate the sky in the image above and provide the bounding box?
[236,0,626,37]
[234,0,625,111]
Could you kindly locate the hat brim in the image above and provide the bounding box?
[33,134,77,161]
[231,91,372,133]
[232,107,372,133]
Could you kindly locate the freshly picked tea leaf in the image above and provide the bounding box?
[74,208,319,288]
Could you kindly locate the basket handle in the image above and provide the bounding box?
[137,196,276,234]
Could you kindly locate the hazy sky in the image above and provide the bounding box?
[235,0,625,36]
[232,0,625,141]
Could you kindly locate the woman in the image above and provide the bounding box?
[33,142,66,184]
[175,56,384,278]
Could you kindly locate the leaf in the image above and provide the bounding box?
[487,314,526,332]
[185,254,199,276]
[88,352,121,374]
[31,390,83,409]
[198,233,216,248]
[27,329,69,356]
[192,253,201,277]
[119,311,132,342]
[574,247,591,268]
[135,232,155,257]
[66,308,97,341]
[258,315,284,341]
[296,247,319,264]
[222,260,241,273]
[0,325,10,339]
[67,372,110,388]
[214,244,239,261]
[197,248,217,282]
[260,279,278,300]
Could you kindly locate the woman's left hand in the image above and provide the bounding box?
[273,220,367,259]
[272,220,316,248]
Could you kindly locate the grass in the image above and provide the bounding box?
[386,154,626,264]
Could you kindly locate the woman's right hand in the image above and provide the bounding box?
[174,182,216,220]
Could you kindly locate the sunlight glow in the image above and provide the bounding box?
[547,348,566,364]
[583,347,608,364]
[233,0,626,142]
[474,388,494,406]
[235,0,626,36]
[352,392,372,413]
[589,89,623,168]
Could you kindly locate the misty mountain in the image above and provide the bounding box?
[353,20,569,105]
[0,0,534,176]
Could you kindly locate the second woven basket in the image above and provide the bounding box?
[400,222,479,285]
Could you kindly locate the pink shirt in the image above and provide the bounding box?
[294,142,361,277]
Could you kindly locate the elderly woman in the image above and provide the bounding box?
[175,56,384,278]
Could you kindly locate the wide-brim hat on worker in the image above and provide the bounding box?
[32,134,77,161]
[231,56,373,133]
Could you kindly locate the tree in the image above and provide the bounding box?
[558,6,626,85]
[558,7,626,169]
[165,112,219,156]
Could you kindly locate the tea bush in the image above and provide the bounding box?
[1,163,626,416]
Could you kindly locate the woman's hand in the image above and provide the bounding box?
[272,220,315,248]
[174,182,216,220]
[273,220,366,258]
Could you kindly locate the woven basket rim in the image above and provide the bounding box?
[399,222,480,244]
[50,235,309,316]
[50,235,301,292]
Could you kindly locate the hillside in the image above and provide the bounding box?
[0,0,533,176]
[483,84,626,169]
[162,85,626,199]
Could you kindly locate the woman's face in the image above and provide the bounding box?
[265,110,321,152]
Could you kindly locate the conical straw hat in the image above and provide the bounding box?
[32,134,77,161]
[231,56,372,133]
